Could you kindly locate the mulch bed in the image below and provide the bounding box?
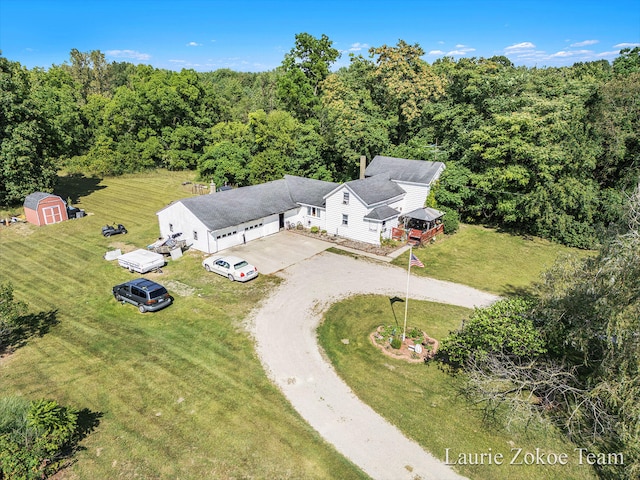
[369,326,439,363]
[290,228,403,256]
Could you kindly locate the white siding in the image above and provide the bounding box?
[157,202,211,253]
[326,186,382,245]
[299,204,327,230]
[395,182,431,213]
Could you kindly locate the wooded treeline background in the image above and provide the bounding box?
[1,34,639,248]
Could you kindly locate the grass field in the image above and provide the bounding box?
[0,171,366,479]
[392,224,590,295]
[1,170,593,479]
[318,295,598,480]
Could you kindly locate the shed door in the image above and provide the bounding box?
[42,205,62,225]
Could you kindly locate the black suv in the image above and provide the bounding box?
[113,278,172,313]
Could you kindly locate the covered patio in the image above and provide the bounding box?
[392,207,445,245]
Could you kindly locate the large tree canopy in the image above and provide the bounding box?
[0,40,638,252]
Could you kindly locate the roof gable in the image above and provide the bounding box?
[24,192,64,210]
[364,205,401,221]
[341,174,406,206]
[365,155,444,185]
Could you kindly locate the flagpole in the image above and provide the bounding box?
[403,246,412,342]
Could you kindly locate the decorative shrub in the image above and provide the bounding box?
[390,337,402,349]
[310,226,319,234]
[440,206,460,234]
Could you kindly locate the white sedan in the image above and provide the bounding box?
[202,255,258,282]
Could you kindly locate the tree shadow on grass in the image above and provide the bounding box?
[1,309,59,355]
[55,174,106,205]
[56,408,104,474]
[498,284,538,299]
[75,408,104,443]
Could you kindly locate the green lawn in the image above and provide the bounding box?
[318,295,598,480]
[1,171,595,479]
[0,171,366,479]
[392,224,590,295]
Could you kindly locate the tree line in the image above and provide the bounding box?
[1,37,639,248]
[436,184,640,479]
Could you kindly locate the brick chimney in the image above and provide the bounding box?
[359,155,367,179]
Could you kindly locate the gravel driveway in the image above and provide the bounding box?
[248,251,500,480]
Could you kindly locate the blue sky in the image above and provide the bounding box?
[1,0,639,72]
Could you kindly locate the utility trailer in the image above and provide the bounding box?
[117,249,165,274]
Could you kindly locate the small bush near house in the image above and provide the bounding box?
[441,206,460,234]
[310,226,319,234]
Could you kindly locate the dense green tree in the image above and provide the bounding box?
[612,46,640,75]
[437,297,545,369]
[0,56,56,204]
[277,33,340,120]
[62,49,112,102]
[368,40,444,143]
[321,57,391,179]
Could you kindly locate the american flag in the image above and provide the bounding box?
[410,252,424,268]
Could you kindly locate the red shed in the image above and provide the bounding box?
[24,192,68,226]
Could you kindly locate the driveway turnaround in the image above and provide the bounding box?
[217,230,333,275]
[249,251,500,480]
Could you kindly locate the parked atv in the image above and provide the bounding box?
[102,223,128,237]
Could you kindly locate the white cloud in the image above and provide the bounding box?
[447,49,476,56]
[187,41,202,47]
[428,50,445,55]
[504,42,536,53]
[597,50,623,58]
[349,42,370,52]
[550,49,592,58]
[106,49,151,61]
[570,40,599,47]
[614,42,640,48]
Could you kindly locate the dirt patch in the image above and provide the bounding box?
[369,326,439,363]
[163,280,196,297]
[0,221,35,237]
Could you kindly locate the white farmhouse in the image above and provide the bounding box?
[156,156,445,253]
[324,174,406,244]
[156,175,337,254]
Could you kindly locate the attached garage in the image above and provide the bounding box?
[157,176,337,254]
[24,192,68,226]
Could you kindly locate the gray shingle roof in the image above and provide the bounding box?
[171,175,338,232]
[23,192,61,210]
[365,156,444,185]
[364,205,401,221]
[344,174,406,206]
[404,207,445,221]
[284,175,339,207]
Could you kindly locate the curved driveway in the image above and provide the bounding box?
[249,251,499,480]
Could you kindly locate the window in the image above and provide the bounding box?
[307,207,318,217]
[343,192,350,205]
[342,214,348,226]
[169,223,174,232]
[193,230,198,241]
